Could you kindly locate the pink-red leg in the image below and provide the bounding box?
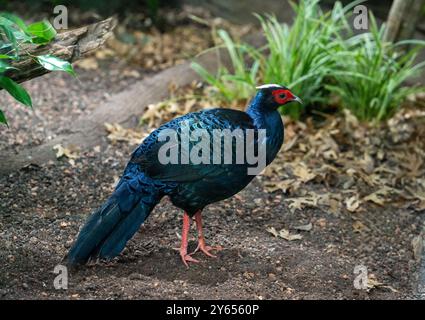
[180,212,199,267]
[190,210,223,257]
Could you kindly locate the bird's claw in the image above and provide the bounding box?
[190,243,223,258]
[180,253,199,268]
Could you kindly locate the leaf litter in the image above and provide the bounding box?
[102,81,425,256]
[263,107,425,217]
[53,144,80,166]
[77,6,254,73]
[267,227,303,241]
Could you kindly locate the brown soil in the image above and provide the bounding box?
[0,7,423,300]
[0,68,422,299]
[0,144,421,299]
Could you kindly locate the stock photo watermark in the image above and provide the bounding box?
[53,264,68,290]
[353,264,368,290]
[52,5,68,30]
[353,5,368,30]
[157,120,267,175]
[49,3,369,32]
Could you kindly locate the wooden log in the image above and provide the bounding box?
[0,32,264,176]
[3,17,117,84]
[384,0,425,44]
[0,46,231,175]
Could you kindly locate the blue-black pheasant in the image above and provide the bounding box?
[67,84,302,267]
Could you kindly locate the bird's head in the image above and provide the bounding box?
[253,84,302,111]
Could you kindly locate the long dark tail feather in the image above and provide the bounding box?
[66,174,160,266]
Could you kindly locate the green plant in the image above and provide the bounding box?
[327,14,425,123]
[191,29,259,103]
[192,0,425,123]
[255,0,355,118]
[0,13,75,126]
[146,0,160,22]
[192,0,360,119]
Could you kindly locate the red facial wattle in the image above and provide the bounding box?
[272,89,294,105]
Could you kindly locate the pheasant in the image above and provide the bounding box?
[67,84,302,267]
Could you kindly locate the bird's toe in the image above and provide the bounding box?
[181,253,200,268]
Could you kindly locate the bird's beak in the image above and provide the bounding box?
[292,95,303,104]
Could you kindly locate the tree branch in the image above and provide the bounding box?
[4,17,117,84]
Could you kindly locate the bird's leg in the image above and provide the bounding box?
[180,212,199,267]
[190,210,223,257]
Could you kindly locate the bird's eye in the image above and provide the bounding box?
[279,93,286,99]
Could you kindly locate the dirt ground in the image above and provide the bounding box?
[0,136,422,299]
[0,69,423,299]
[1,6,424,300]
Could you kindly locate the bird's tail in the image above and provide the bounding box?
[66,174,161,266]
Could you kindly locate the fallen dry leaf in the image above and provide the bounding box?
[53,144,79,160]
[140,103,166,128]
[60,221,69,228]
[292,162,316,183]
[282,136,298,152]
[285,194,321,213]
[352,220,368,233]
[122,69,141,78]
[317,193,342,215]
[267,227,303,241]
[346,195,361,212]
[104,122,147,145]
[363,187,393,206]
[367,274,398,293]
[315,218,327,228]
[412,200,425,212]
[264,179,298,193]
[361,153,375,174]
[293,222,313,232]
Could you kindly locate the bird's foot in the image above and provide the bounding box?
[190,241,223,258]
[180,251,199,268]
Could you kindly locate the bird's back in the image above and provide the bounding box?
[126,108,270,214]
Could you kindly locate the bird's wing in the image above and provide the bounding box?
[129,108,256,182]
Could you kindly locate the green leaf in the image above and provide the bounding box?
[13,29,32,43]
[0,60,16,73]
[0,16,30,58]
[36,55,76,76]
[0,109,8,126]
[0,13,28,32]
[0,76,32,108]
[0,24,17,47]
[27,20,56,44]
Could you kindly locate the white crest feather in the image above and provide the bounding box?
[255,84,283,90]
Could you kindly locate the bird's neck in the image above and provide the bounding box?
[246,98,282,132]
[246,99,284,164]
